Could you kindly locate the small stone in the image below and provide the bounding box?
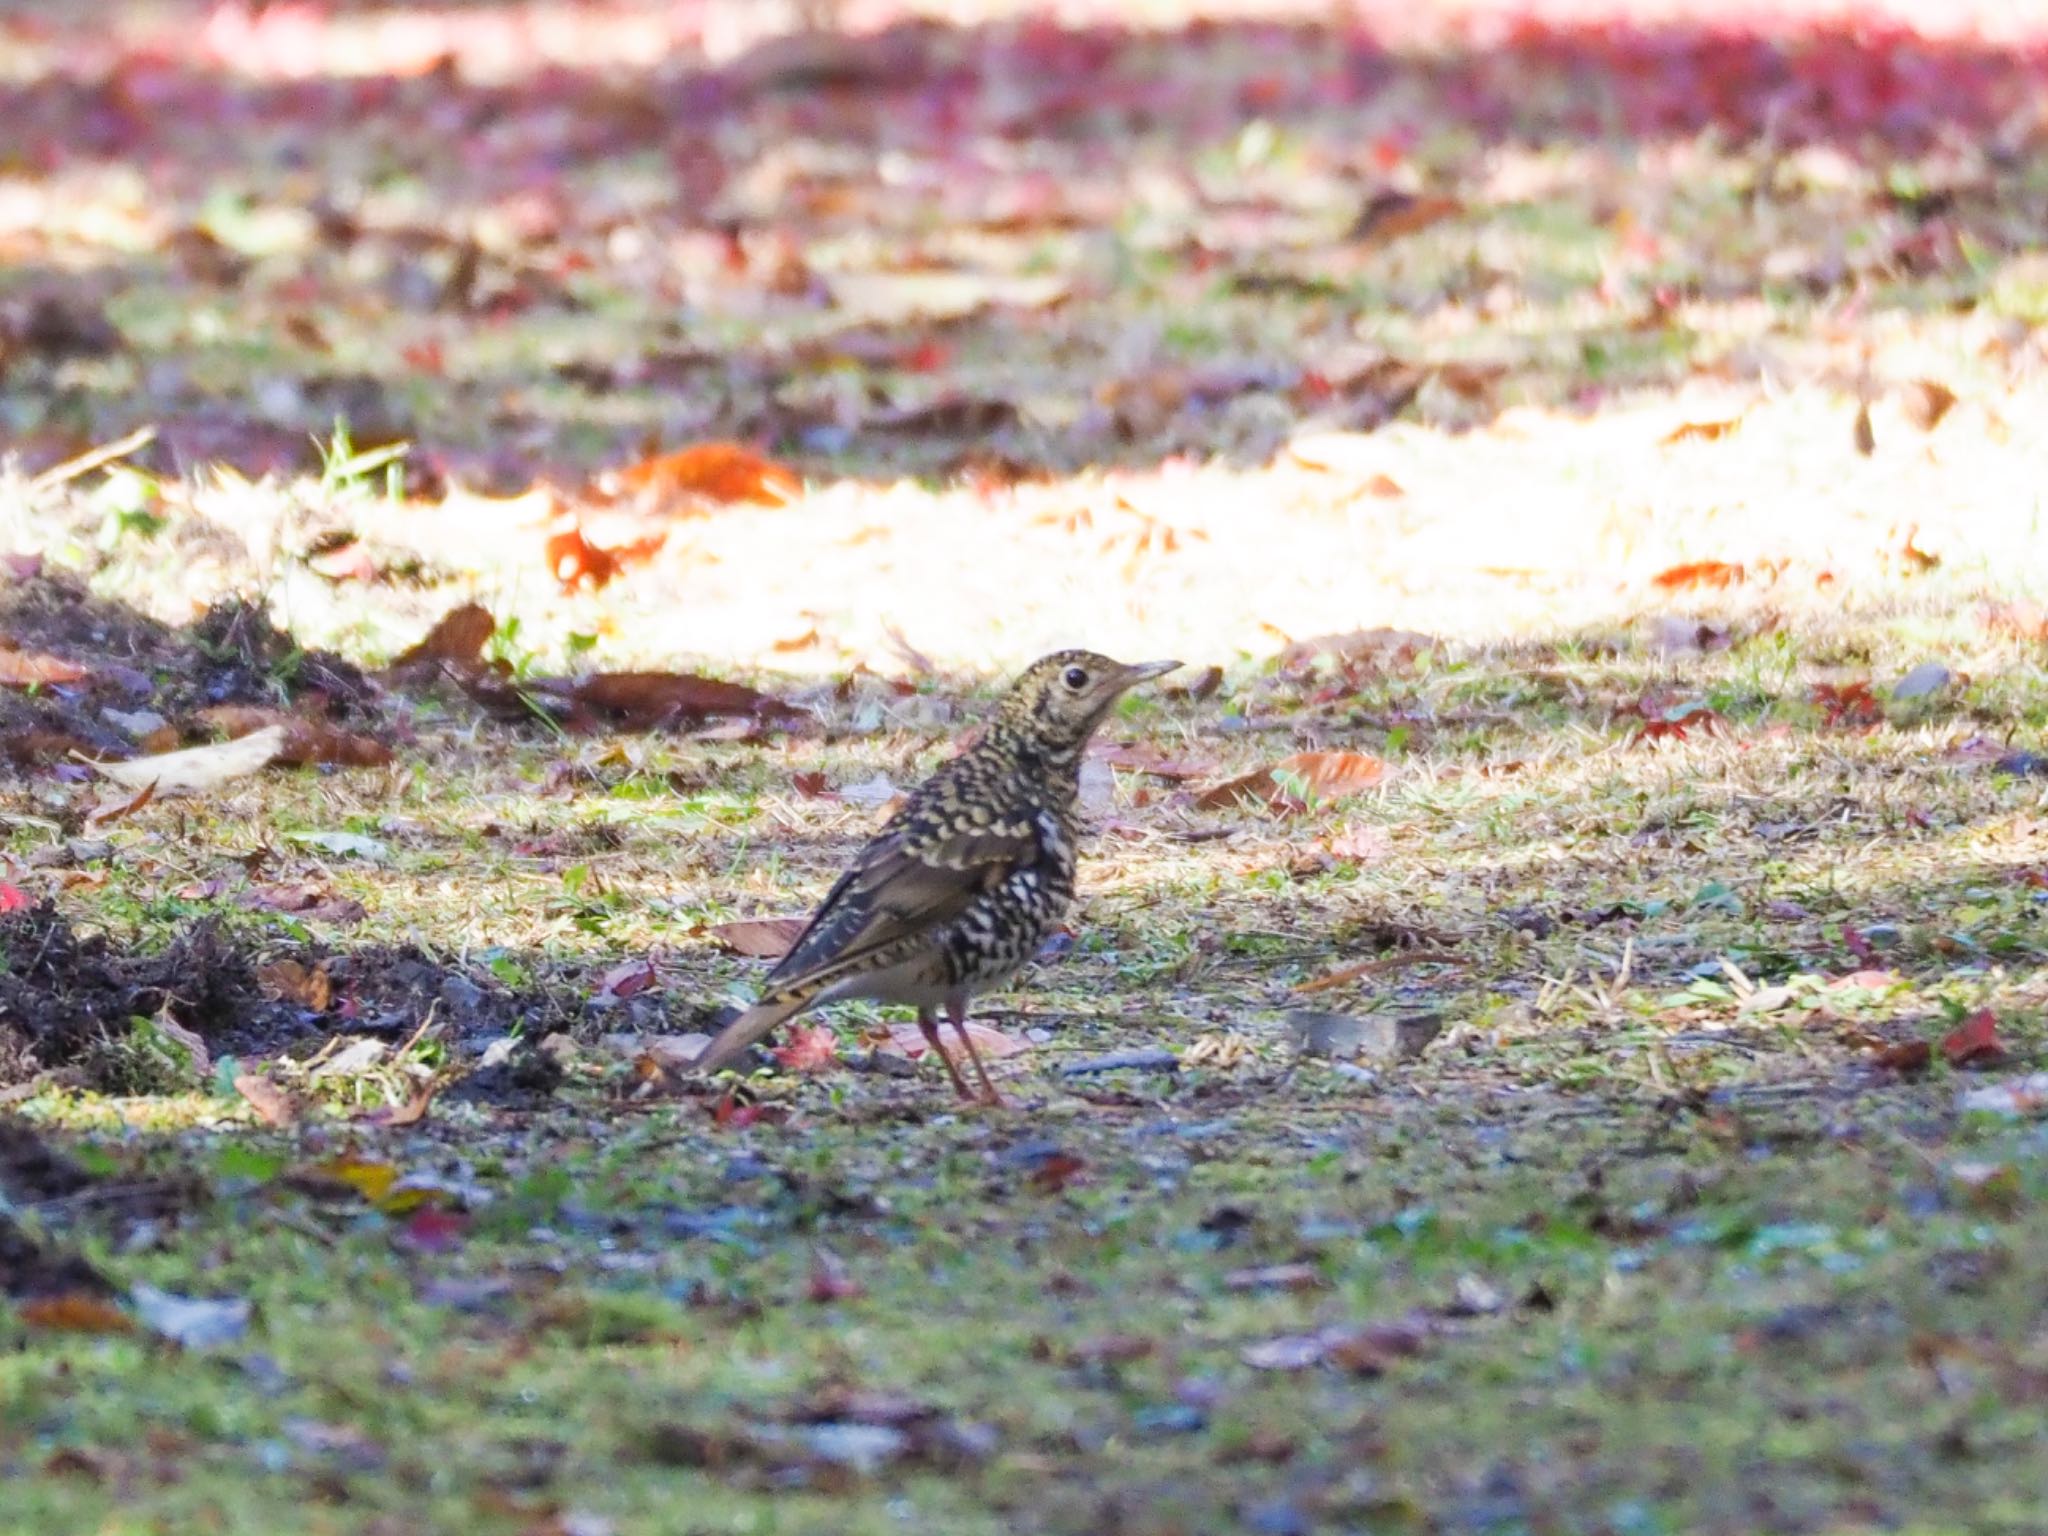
[1892,661,1952,701]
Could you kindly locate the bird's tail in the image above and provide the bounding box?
[689,991,810,1075]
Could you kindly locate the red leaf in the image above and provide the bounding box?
[769,1025,838,1073]
[806,1253,863,1303]
[711,1090,789,1131]
[1842,925,1876,963]
[598,958,660,1000]
[0,882,29,913]
[1941,1009,2008,1069]
[395,1207,468,1254]
[1029,1152,1087,1194]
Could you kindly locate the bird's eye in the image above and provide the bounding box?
[1061,665,1088,690]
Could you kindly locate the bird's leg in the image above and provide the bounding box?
[946,994,1004,1106]
[916,1010,974,1099]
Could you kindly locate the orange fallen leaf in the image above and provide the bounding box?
[257,959,331,1010]
[232,1072,300,1127]
[0,646,88,687]
[707,916,808,959]
[1871,1039,1932,1074]
[1196,751,1385,812]
[1651,560,1745,591]
[544,523,664,592]
[594,441,801,512]
[1659,418,1741,445]
[17,1294,134,1335]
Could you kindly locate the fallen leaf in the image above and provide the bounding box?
[1872,1040,1932,1074]
[0,883,29,913]
[0,646,88,687]
[197,706,393,768]
[545,523,662,592]
[1899,379,1957,432]
[806,1251,863,1303]
[711,1091,790,1131]
[1347,190,1462,245]
[1811,681,1883,727]
[17,1293,134,1335]
[394,1207,468,1254]
[1651,559,1745,590]
[1941,1009,2008,1069]
[596,958,661,1000]
[83,779,157,828]
[593,442,801,512]
[1853,401,1876,455]
[303,1156,401,1205]
[707,917,808,959]
[388,603,494,672]
[1197,751,1385,812]
[1659,418,1741,445]
[770,1024,839,1073]
[1029,1152,1087,1194]
[90,725,287,796]
[131,1285,249,1349]
[233,1073,300,1126]
[258,959,331,1011]
[567,671,781,731]
[1279,628,1437,672]
[1631,704,1725,744]
[1164,665,1224,700]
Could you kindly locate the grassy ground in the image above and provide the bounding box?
[6,3,2048,1532]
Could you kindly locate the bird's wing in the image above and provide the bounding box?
[759,815,1041,1001]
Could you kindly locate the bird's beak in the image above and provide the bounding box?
[1117,658,1182,687]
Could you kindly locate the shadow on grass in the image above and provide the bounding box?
[0,5,2041,483]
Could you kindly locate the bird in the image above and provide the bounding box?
[690,650,1181,1103]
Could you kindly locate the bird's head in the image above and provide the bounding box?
[993,650,1182,760]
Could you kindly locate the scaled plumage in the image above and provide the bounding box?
[691,650,1180,1100]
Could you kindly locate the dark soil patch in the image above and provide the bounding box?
[0,577,381,767]
[0,1212,114,1300]
[0,904,577,1093]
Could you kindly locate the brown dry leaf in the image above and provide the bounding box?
[593,441,802,512]
[83,779,157,828]
[1899,379,1957,432]
[1197,751,1386,813]
[567,672,782,731]
[1348,191,1463,245]
[1164,665,1223,700]
[92,725,287,796]
[196,706,393,768]
[232,1072,301,1127]
[363,1078,442,1127]
[1660,418,1741,445]
[0,646,88,687]
[258,959,331,1010]
[707,916,808,959]
[388,603,494,673]
[17,1293,135,1335]
[1853,401,1876,455]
